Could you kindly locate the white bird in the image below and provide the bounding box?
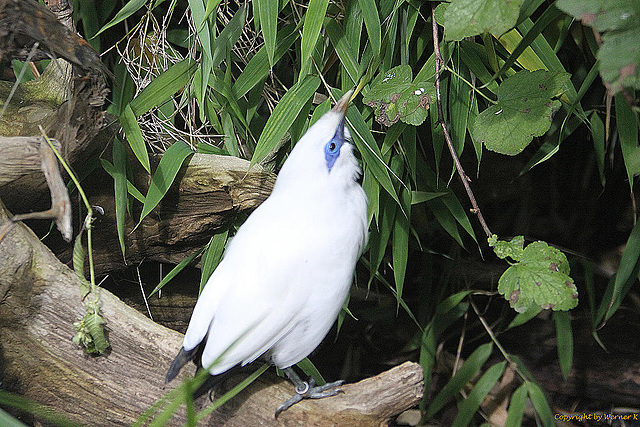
[166,90,368,416]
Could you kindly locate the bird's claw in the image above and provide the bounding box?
[274,379,345,418]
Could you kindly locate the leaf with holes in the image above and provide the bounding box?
[363,65,434,127]
[471,70,571,155]
[489,236,578,312]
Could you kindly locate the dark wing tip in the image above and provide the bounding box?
[165,346,198,384]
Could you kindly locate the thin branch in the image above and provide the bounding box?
[431,6,492,238]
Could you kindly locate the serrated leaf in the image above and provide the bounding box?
[363,66,435,127]
[556,0,640,32]
[443,0,524,41]
[489,234,525,260]
[137,142,194,226]
[471,70,571,155]
[496,240,579,312]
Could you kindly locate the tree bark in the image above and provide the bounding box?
[0,199,423,425]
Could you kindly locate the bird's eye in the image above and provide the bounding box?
[328,142,337,152]
[324,139,342,171]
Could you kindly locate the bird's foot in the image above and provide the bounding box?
[274,378,344,418]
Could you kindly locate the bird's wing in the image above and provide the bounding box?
[182,196,317,374]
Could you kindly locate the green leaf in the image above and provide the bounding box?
[149,248,206,297]
[101,160,146,203]
[557,0,640,92]
[130,59,197,117]
[489,234,525,260]
[411,191,448,204]
[604,218,640,321]
[589,111,606,187]
[256,0,278,66]
[72,233,89,295]
[504,384,528,427]
[325,19,361,85]
[471,70,571,155]
[300,0,329,74]
[363,65,435,126]
[200,230,229,294]
[137,142,194,226]
[526,382,554,425]
[443,0,524,41]
[490,237,579,312]
[0,407,28,427]
[95,0,148,37]
[112,138,128,258]
[554,310,573,379]
[251,75,321,166]
[83,309,110,354]
[120,104,151,173]
[615,93,640,192]
[424,342,494,419]
[507,305,542,329]
[296,357,326,386]
[358,0,381,56]
[451,362,506,427]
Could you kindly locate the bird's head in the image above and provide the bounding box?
[276,90,361,189]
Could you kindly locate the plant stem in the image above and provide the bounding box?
[443,64,497,104]
[430,6,492,239]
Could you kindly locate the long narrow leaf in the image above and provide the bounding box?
[137,142,194,226]
[112,138,128,258]
[251,75,321,166]
[149,247,206,297]
[358,0,381,56]
[553,311,573,379]
[451,362,506,427]
[255,0,277,66]
[95,0,148,37]
[300,0,329,74]
[120,104,150,173]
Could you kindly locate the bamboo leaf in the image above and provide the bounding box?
[255,0,278,66]
[200,230,229,294]
[554,310,573,379]
[358,0,381,56]
[137,142,194,226]
[526,381,554,425]
[95,0,148,37]
[251,75,321,166]
[149,247,206,297]
[504,383,528,427]
[130,59,197,117]
[112,138,128,258]
[300,0,329,74]
[120,104,150,173]
[451,362,506,427]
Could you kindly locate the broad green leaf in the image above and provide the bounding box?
[200,230,229,294]
[451,362,506,427]
[443,0,524,41]
[256,0,278,66]
[504,384,527,427]
[120,104,150,173]
[112,138,128,258]
[471,70,571,155]
[149,247,206,297]
[599,27,640,93]
[251,76,321,166]
[554,310,573,379]
[95,0,148,37]
[556,0,640,32]
[127,57,193,113]
[358,0,381,56]
[363,65,435,126]
[425,342,493,419]
[137,141,194,226]
[490,237,579,312]
[300,0,329,74]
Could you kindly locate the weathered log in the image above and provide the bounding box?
[0,198,423,425]
[52,153,276,275]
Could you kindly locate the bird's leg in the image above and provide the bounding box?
[274,367,344,418]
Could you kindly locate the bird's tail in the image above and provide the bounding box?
[165,342,204,383]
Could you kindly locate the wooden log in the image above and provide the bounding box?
[0,198,423,425]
